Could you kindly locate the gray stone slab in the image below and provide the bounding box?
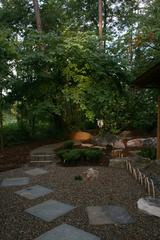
[15,185,53,199]
[86,205,134,225]
[25,200,76,222]
[35,223,100,240]
[1,177,29,187]
[25,168,48,176]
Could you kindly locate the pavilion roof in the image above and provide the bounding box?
[133,61,160,89]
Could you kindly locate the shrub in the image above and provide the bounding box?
[57,148,103,166]
[63,149,82,164]
[63,140,74,149]
[83,148,103,161]
[57,149,69,160]
[138,147,156,160]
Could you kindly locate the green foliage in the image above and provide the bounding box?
[83,148,103,161]
[57,147,103,165]
[2,123,30,146]
[138,147,156,160]
[0,0,159,147]
[57,149,69,160]
[63,149,82,164]
[74,175,83,181]
[63,140,74,149]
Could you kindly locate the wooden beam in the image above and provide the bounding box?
[157,96,160,160]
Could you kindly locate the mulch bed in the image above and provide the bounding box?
[0,140,55,172]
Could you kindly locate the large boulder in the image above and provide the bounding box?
[137,197,160,217]
[127,139,143,148]
[113,140,125,149]
[93,133,119,147]
[127,138,157,148]
[71,131,92,142]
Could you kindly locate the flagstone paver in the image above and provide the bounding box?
[35,223,100,240]
[15,185,53,200]
[1,177,29,187]
[25,168,48,176]
[25,200,76,222]
[86,205,134,225]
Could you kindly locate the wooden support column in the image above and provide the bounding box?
[157,96,160,160]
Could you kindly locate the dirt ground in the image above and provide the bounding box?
[0,140,54,172]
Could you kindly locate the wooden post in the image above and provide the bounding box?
[157,96,160,160]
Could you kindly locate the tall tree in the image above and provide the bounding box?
[33,0,42,32]
[0,30,17,149]
[98,0,103,47]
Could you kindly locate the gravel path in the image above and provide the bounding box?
[0,163,160,240]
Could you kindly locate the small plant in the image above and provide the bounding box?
[74,175,83,181]
[138,147,156,160]
[63,140,74,149]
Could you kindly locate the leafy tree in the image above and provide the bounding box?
[0,30,17,149]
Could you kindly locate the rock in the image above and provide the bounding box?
[132,157,152,169]
[92,145,106,150]
[127,139,143,148]
[143,137,157,147]
[92,133,119,146]
[127,138,157,148]
[120,130,132,138]
[113,140,125,149]
[81,143,93,148]
[109,158,126,167]
[71,131,92,142]
[137,197,160,217]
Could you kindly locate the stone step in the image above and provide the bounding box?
[30,153,55,162]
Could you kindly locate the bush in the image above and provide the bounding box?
[57,149,69,160]
[56,148,103,166]
[138,147,156,160]
[83,148,103,161]
[63,149,82,164]
[63,140,74,149]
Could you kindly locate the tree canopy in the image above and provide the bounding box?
[0,0,159,147]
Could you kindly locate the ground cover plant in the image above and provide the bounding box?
[57,147,103,166]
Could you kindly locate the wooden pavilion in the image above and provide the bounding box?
[133,61,160,159]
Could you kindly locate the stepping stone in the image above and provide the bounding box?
[25,200,76,222]
[35,223,100,240]
[86,205,134,225]
[15,185,53,200]
[25,168,48,176]
[1,177,29,187]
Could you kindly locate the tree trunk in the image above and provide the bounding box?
[33,0,42,32]
[98,0,103,48]
[103,0,107,49]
